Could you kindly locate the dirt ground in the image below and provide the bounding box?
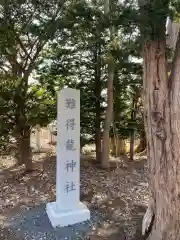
[0,146,148,240]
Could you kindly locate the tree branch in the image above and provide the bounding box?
[26,40,46,75]
[24,1,66,74]
[5,50,24,74]
[15,34,33,62]
[23,38,39,70]
[20,11,34,33]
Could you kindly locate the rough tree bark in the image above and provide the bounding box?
[138,0,180,238]
[142,29,180,239]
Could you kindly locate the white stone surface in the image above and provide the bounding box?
[46,88,90,228]
[46,202,90,228]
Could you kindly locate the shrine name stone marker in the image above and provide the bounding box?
[46,88,90,228]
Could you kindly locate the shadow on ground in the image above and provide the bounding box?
[0,153,148,240]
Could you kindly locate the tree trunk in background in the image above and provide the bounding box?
[142,35,180,239]
[95,109,101,162]
[117,139,126,156]
[36,125,41,152]
[129,130,135,161]
[129,98,136,161]
[110,138,126,156]
[94,43,102,162]
[16,125,33,172]
[101,63,114,168]
[101,0,115,168]
[21,126,32,172]
[136,129,146,153]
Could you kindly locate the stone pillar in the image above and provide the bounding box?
[46,88,90,228]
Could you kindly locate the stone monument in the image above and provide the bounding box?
[46,88,90,228]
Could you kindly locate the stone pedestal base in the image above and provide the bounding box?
[46,202,90,228]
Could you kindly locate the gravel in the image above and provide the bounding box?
[1,204,99,240]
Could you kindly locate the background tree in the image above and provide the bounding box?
[38,0,143,163]
[101,0,115,168]
[0,0,144,173]
[38,0,107,159]
[0,0,67,171]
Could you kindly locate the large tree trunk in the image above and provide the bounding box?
[138,1,180,237]
[142,34,180,239]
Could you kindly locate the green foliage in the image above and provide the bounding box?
[0,75,17,136]
[0,0,67,144]
[26,84,57,127]
[0,77,57,133]
[0,0,145,153]
[137,0,180,41]
[37,0,143,145]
